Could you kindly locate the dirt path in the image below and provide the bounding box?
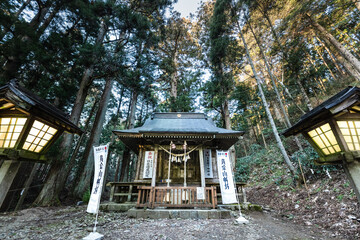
[0,206,339,240]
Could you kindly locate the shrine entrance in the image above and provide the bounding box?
[157,149,200,186]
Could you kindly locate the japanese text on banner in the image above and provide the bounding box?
[216,150,237,204]
[203,149,213,178]
[87,144,109,214]
[143,151,154,179]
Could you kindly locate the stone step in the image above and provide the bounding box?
[127,208,232,219]
[100,202,136,212]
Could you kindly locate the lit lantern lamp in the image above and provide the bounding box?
[283,86,360,203]
[0,81,82,209]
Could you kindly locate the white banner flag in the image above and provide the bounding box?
[217,150,237,204]
[87,144,109,214]
[143,151,154,179]
[203,149,213,178]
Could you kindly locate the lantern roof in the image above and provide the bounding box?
[0,81,82,135]
[113,112,244,152]
[283,86,360,137]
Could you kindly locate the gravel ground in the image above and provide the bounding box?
[0,205,339,240]
[247,171,360,239]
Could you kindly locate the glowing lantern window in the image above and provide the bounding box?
[308,123,341,155]
[0,118,27,148]
[22,120,57,153]
[337,121,360,151]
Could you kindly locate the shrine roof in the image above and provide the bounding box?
[114,112,244,135]
[113,112,244,152]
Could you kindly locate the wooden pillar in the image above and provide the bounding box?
[151,145,159,187]
[135,147,143,181]
[343,160,360,204]
[199,146,205,188]
[0,160,21,209]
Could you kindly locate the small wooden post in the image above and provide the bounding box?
[151,187,156,208]
[151,145,159,187]
[109,183,115,202]
[241,185,247,203]
[136,187,142,207]
[212,186,217,209]
[127,184,133,202]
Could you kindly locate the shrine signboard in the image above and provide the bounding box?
[204,149,213,178]
[143,151,154,178]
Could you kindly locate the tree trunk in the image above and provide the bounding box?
[248,21,291,127]
[170,52,178,99]
[317,32,360,81]
[34,20,108,206]
[315,36,346,76]
[68,97,100,192]
[305,55,327,93]
[15,0,32,18]
[307,14,360,75]
[258,121,268,149]
[314,45,337,81]
[319,33,360,81]
[237,19,296,176]
[120,89,139,182]
[222,99,231,130]
[296,79,313,111]
[251,124,260,144]
[113,154,123,182]
[261,11,307,116]
[120,148,131,182]
[73,78,114,198]
[277,75,306,115]
[109,87,125,182]
[263,12,284,56]
[128,91,139,129]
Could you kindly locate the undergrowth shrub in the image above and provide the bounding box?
[235,142,342,187]
[82,189,91,203]
[235,144,285,184]
[290,145,340,179]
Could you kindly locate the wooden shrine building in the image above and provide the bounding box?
[112,112,244,209]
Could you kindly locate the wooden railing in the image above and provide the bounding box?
[136,186,217,209]
[107,182,150,203]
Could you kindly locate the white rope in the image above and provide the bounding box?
[159,143,202,157]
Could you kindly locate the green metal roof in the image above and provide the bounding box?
[115,112,243,135]
[113,112,244,152]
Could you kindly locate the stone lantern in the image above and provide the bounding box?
[284,86,360,203]
[0,81,82,209]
